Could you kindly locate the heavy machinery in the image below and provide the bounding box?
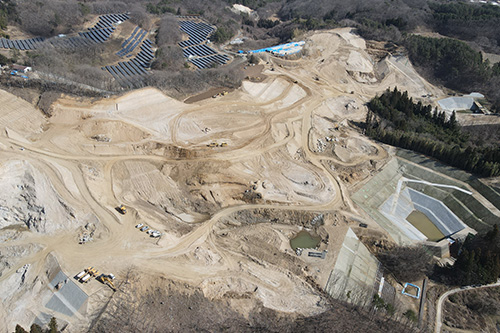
[87,267,99,277]
[118,205,127,214]
[76,266,99,283]
[97,273,116,291]
[75,270,87,279]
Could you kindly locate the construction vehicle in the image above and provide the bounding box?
[207,142,218,147]
[118,205,127,214]
[75,270,87,279]
[76,266,99,283]
[97,273,116,291]
[220,142,227,147]
[87,267,99,277]
[81,274,92,283]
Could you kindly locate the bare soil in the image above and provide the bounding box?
[0,27,448,332]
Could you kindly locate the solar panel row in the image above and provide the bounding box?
[117,28,147,57]
[48,36,93,48]
[177,19,230,70]
[178,20,214,48]
[182,44,217,57]
[103,36,155,88]
[189,54,230,69]
[79,27,115,43]
[0,13,129,51]
[0,37,44,50]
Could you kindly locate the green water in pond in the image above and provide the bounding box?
[406,210,445,242]
[290,230,321,250]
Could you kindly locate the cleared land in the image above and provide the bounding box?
[0,27,496,332]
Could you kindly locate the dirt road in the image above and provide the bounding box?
[434,280,500,333]
[0,27,446,331]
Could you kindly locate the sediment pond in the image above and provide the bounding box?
[406,210,445,242]
[290,230,321,250]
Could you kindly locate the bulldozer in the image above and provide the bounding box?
[97,273,116,291]
[118,205,127,214]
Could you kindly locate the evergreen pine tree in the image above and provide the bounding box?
[15,325,28,333]
[47,317,58,333]
[29,324,43,333]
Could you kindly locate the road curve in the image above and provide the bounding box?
[435,280,500,333]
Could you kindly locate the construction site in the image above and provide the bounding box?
[0,12,500,332]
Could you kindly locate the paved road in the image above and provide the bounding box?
[435,280,500,333]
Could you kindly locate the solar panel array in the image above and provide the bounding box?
[0,14,129,51]
[177,20,230,70]
[79,13,129,44]
[117,26,147,57]
[102,34,155,88]
[182,44,216,57]
[0,37,45,50]
[189,54,230,69]
[178,21,214,48]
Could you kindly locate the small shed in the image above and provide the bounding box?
[11,64,32,73]
[471,101,489,114]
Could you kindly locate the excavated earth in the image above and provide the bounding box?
[0,28,447,332]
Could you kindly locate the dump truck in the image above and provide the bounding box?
[118,205,127,214]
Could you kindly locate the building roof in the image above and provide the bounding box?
[11,64,30,71]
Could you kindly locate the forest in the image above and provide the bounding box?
[434,225,500,286]
[403,35,500,111]
[366,88,500,177]
[1,0,500,100]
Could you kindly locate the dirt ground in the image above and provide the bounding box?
[0,27,449,332]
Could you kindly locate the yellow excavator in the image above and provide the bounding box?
[97,273,116,291]
[118,205,127,214]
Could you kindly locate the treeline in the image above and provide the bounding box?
[223,0,282,9]
[15,316,59,333]
[430,2,500,54]
[403,35,500,111]
[366,88,500,177]
[146,0,180,15]
[434,225,500,286]
[0,0,15,31]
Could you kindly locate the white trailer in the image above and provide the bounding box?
[76,270,86,279]
[80,274,92,283]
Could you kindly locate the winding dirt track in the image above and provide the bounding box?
[0,29,422,328]
[0,63,349,285]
